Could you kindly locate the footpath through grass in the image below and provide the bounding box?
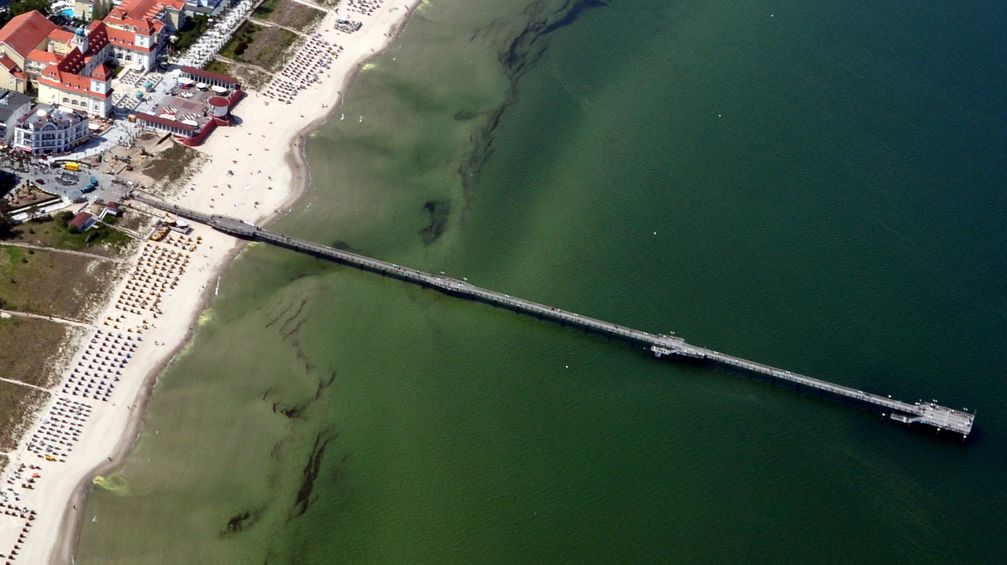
[0,245,119,319]
[204,59,233,76]
[0,380,47,452]
[207,58,272,90]
[7,214,131,256]
[219,21,298,72]
[0,316,79,388]
[254,0,324,30]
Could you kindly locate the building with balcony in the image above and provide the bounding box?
[12,104,89,154]
[0,0,186,117]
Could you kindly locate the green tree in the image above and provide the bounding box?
[92,0,110,21]
[0,211,14,238]
[0,1,51,27]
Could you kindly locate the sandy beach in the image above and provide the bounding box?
[0,2,420,563]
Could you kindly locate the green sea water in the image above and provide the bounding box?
[78,0,1007,562]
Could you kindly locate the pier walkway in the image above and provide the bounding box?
[132,192,976,438]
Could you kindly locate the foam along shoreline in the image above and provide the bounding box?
[0,2,422,563]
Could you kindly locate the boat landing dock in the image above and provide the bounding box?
[132,192,976,439]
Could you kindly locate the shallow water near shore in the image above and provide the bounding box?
[79,0,1007,562]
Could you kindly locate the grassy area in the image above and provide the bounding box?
[112,208,152,234]
[0,245,118,320]
[204,59,233,76]
[254,0,280,15]
[206,59,276,89]
[0,380,47,452]
[0,316,78,388]
[205,58,275,90]
[255,0,325,31]
[218,22,261,61]
[4,214,132,256]
[219,22,297,72]
[175,14,210,52]
[233,66,272,90]
[143,141,201,183]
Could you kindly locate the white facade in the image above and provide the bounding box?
[109,45,155,70]
[46,90,111,118]
[13,106,90,155]
[0,90,33,145]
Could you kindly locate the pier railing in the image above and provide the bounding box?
[131,191,976,438]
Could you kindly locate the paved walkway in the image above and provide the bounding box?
[248,16,310,37]
[0,376,53,395]
[134,192,978,439]
[0,242,124,263]
[97,220,141,240]
[287,0,333,13]
[24,161,127,206]
[45,122,139,163]
[213,54,276,77]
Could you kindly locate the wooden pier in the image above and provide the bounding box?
[133,192,976,438]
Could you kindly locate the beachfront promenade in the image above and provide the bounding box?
[131,192,976,438]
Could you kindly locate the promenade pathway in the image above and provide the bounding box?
[0,243,123,264]
[131,192,977,438]
[0,309,92,329]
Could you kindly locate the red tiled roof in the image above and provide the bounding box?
[91,63,111,80]
[103,16,156,36]
[26,49,60,67]
[83,21,109,57]
[38,71,111,100]
[109,0,184,21]
[49,29,74,45]
[0,53,18,72]
[105,25,154,53]
[0,11,58,59]
[30,21,113,104]
[69,212,93,230]
[55,47,85,74]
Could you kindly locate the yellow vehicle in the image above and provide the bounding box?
[64,162,81,171]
